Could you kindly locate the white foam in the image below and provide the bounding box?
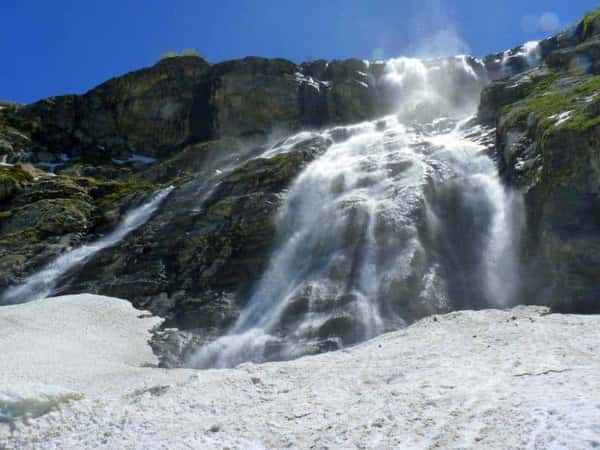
[500,41,541,77]
[191,114,523,368]
[550,110,573,126]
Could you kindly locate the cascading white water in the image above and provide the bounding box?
[383,55,486,121]
[1,187,173,305]
[190,56,524,369]
[498,41,541,78]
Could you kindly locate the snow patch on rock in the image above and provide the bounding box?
[550,110,573,126]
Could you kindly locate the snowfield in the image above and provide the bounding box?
[1,295,599,449]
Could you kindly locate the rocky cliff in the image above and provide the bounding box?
[2,8,600,335]
[0,48,486,329]
[478,9,600,313]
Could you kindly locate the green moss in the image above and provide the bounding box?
[0,198,95,247]
[0,227,43,248]
[93,178,159,210]
[529,73,562,96]
[0,165,33,185]
[498,72,600,195]
[0,107,34,138]
[15,176,93,206]
[0,165,33,202]
[4,198,94,232]
[499,73,561,122]
[502,75,600,134]
[582,8,600,39]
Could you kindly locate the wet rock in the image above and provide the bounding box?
[479,17,600,312]
[149,327,205,368]
[55,134,333,329]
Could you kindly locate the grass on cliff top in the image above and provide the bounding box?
[503,74,600,137]
[159,49,203,62]
[583,8,600,39]
[499,71,600,194]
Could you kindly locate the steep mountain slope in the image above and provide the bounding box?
[479,9,600,313]
[1,8,600,361]
[0,52,489,325]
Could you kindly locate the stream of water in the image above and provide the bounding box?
[190,56,527,368]
[1,187,173,305]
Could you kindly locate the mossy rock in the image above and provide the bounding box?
[498,73,600,190]
[479,69,561,123]
[493,50,600,312]
[0,165,33,202]
[1,198,94,236]
[582,8,600,40]
[90,178,159,211]
[12,176,92,207]
[0,227,44,249]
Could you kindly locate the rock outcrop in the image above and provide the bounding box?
[57,134,333,329]
[0,54,381,317]
[479,9,600,313]
[1,56,380,168]
[0,163,159,291]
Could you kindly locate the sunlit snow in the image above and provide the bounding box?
[1,295,599,449]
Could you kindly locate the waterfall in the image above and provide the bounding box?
[189,56,524,369]
[500,41,541,77]
[1,187,173,305]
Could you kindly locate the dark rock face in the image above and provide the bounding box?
[1,56,378,168]
[0,51,398,323]
[9,57,211,162]
[191,57,379,141]
[0,163,159,292]
[0,54,377,317]
[53,135,333,329]
[479,9,600,313]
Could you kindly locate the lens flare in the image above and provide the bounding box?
[371,48,384,61]
[569,54,593,76]
[520,12,560,34]
[521,15,539,33]
[540,12,560,33]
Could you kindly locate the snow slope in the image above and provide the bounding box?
[1,295,599,449]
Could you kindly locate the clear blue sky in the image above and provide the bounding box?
[1,0,598,103]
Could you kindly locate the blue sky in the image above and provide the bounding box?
[1,0,598,103]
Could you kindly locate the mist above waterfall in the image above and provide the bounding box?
[381,56,487,121]
[403,0,471,58]
[189,51,525,368]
